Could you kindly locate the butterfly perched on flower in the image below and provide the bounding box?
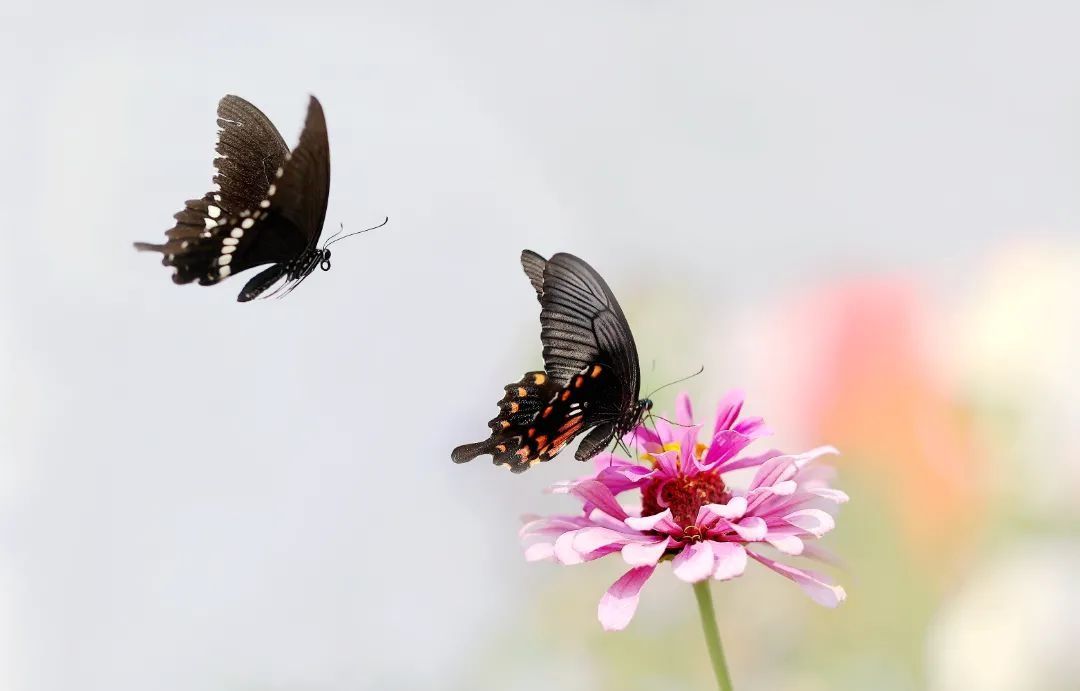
[452,251,651,473]
[134,94,383,302]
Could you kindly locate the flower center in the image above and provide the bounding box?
[641,470,727,530]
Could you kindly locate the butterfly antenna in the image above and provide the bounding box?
[322,222,346,246]
[644,365,705,401]
[651,414,695,429]
[324,216,389,249]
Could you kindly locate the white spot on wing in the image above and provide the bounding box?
[241,218,254,229]
[259,199,270,208]
[218,254,232,266]
[221,245,236,254]
[219,266,231,278]
[222,237,239,246]
[230,228,244,239]
[207,205,221,218]
[204,218,217,230]
[267,184,276,196]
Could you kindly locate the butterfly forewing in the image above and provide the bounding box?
[213,95,290,213]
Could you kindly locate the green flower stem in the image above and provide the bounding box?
[693,580,734,691]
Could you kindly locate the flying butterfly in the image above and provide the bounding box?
[452,250,651,473]
[134,94,384,302]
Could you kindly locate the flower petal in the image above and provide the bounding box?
[672,542,715,583]
[598,566,655,631]
[652,450,681,476]
[570,479,629,521]
[524,542,555,562]
[622,537,670,566]
[711,542,748,580]
[678,424,703,466]
[703,496,748,521]
[554,531,584,565]
[676,392,695,426]
[750,552,846,607]
[810,487,850,504]
[715,448,783,473]
[713,389,745,433]
[625,509,682,535]
[765,532,805,555]
[572,527,636,554]
[729,516,767,541]
[784,508,836,537]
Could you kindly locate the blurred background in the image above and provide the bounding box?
[2,1,1078,689]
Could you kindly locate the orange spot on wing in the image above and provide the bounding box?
[509,402,519,413]
[590,365,602,378]
[517,387,528,397]
[574,376,584,388]
[533,373,547,385]
[542,406,554,418]
[561,390,571,402]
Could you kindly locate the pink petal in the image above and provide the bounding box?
[652,449,681,476]
[784,508,836,537]
[750,480,798,497]
[729,516,767,541]
[713,389,745,433]
[791,445,840,469]
[711,542,748,580]
[676,392,695,426]
[733,416,770,437]
[654,417,676,445]
[598,566,656,631]
[677,425,703,465]
[765,533,805,555]
[750,552,846,607]
[703,496,748,521]
[715,448,783,473]
[571,479,629,521]
[623,425,661,451]
[810,487,850,504]
[572,527,636,554]
[524,542,555,562]
[554,532,584,565]
[625,509,682,535]
[672,542,715,583]
[622,537,670,566]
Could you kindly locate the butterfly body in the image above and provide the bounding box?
[135,95,334,301]
[452,251,649,473]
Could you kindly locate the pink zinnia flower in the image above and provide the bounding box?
[521,390,848,631]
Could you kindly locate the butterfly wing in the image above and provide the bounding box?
[529,252,642,421]
[451,366,618,472]
[269,95,331,249]
[451,252,643,471]
[134,95,330,294]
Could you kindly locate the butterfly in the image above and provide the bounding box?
[452,250,651,473]
[135,94,380,302]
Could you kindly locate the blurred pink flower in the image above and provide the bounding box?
[521,391,847,631]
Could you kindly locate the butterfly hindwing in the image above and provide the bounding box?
[452,365,617,473]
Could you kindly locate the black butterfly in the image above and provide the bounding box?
[135,95,377,302]
[452,251,651,473]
